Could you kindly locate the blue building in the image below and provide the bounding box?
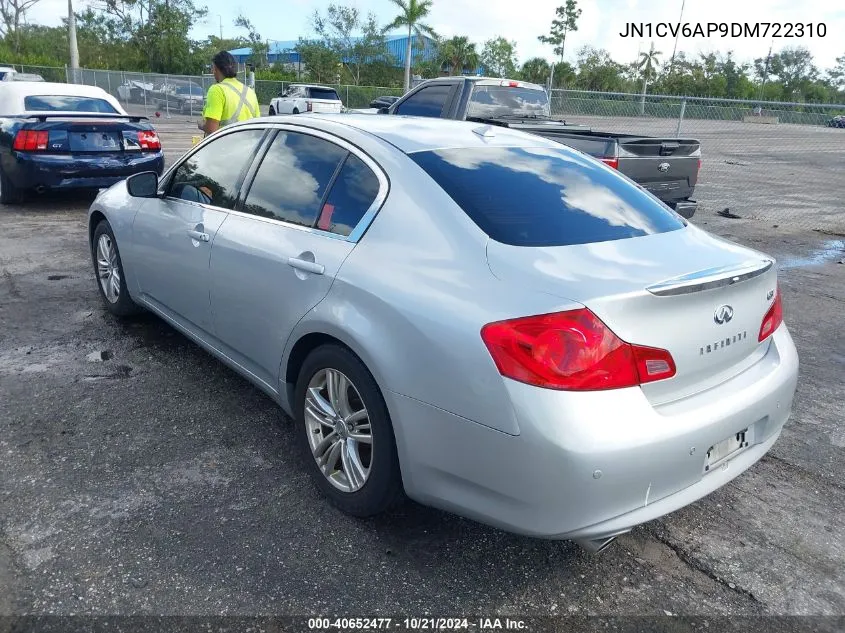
[229,33,439,68]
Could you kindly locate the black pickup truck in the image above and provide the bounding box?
[372,76,700,218]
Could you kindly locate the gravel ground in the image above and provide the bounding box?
[0,118,844,630]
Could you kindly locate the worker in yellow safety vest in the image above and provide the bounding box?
[200,51,260,137]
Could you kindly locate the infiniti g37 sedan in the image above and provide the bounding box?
[87,113,799,553]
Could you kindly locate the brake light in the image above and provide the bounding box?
[306,101,313,112]
[480,308,676,391]
[601,157,619,169]
[13,130,49,151]
[758,287,783,342]
[137,130,161,150]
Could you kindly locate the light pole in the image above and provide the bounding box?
[669,0,686,73]
[68,0,79,83]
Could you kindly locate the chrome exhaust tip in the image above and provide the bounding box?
[574,537,616,553]
[574,533,626,553]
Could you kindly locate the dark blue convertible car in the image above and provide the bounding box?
[0,81,164,204]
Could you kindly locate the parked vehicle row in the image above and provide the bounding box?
[86,112,798,553]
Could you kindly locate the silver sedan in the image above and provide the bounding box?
[87,113,799,553]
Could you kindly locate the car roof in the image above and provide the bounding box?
[290,112,566,154]
[292,84,337,90]
[0,81,126,115]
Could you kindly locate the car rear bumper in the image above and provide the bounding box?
[389,325,798,543]
[7,151,165,191]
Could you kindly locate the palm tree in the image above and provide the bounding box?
[441,36,479,76]
[385,0,437,92]
[638,41,661,114]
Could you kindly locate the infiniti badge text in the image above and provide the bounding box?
[701,331,748,355]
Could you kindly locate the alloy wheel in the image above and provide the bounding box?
[304,368,373,493]
[96,233,120,303]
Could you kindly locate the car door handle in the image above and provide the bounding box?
[186,229,209,242]
[288,257,325,275]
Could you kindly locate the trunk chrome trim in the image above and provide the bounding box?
[646,259,774,296]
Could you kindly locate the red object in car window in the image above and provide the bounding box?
[317,203,335,230]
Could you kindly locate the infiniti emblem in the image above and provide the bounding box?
[658,162,670,172]
[714,305,734,324]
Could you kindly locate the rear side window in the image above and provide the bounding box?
[394,85,452,117]
[242,131,347,226]
[24,95,118,113]
[316,155,380,236]
[409,146,685,247]
[308,88,340,101]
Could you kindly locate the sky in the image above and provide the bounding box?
[26,0,845,72]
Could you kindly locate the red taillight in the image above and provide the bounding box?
[307,101,314,112]
[508,81,519,87]
[480,309,676,391]
[758,287,783,342]
[138,130,161,150]
[13,130,49,151]
[601,157,619,169]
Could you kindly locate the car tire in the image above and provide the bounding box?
[294,344,404,517]
[269,106,276,116]
[0,167,25,205]
[91,220,142,317]
[292,108,300,115]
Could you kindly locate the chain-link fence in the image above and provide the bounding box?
[26,65,406,117]
[551,89,845,234]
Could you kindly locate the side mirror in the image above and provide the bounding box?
[378,107,389,114]
[126,171,159,198]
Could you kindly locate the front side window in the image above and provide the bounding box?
[167,129,266,209]
[410,146,685,247]
[242,131,347,226]
[24,95,118,113]
[394,85,452,117]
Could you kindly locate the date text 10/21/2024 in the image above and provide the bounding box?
[307,618,528,631]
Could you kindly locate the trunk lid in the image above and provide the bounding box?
[615,137,700,203]
[18,115,158,154]
[307,99,343,113]
[486,225,778,405]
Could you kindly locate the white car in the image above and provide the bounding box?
[0,67,18,81]
[269,84,343,115]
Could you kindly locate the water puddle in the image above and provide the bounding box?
[777,240,845,270]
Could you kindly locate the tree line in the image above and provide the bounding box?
[0,0,843,103]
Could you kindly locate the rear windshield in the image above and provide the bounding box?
[24,95,118,113]
[467,85,550,119]
[308,88,340,100]
[409,146,685,247]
